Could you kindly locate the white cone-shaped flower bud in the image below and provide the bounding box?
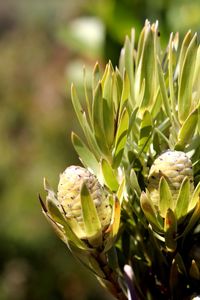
[148,150,194,208]
[57,166,112,239]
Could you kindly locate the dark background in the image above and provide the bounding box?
[0,0,199,299]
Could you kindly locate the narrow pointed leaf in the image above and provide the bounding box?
[83,67,92,126]
[189,260,200,280]
[45,198,88,250]
[159,177,173,216]
[92,62,101,92]
[140,192,163,232]
[71,84,101,159]
[80,182,102,246]
[119,71,130,114]
[102,98,114,148]
[183,200,200,237]
[188,181,200,211]
[157,57,172,120]
[175,177,190,219]
[116,176,125,204]
[113,108,129,168]
[169,259,179,294]
[178,33,198,123]
[130,169,141,196]
[124,32,135,103]
[71,132,99,176]
[175,107,198,150]
[138,110,153,153]
[110,196,121,238]
[104,197,121,252]
[164,208,177,252]
[92,82,109,156]
[71,84,89,132]
[168,33,177,120]
[101,159,119,192]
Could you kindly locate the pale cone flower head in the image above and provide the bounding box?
[57,166,112,239]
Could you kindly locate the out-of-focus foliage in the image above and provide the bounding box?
[0,0,199,299]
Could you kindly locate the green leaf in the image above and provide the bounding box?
[139,22,158,113]
[71,83,87,131]
[188,181,200,211]
[124,31,135,103]
[102,98,115,149]
[140,191,163,233]
[129,169,141,196]
[138,110,153,153]
[45,195,88,250]
[178,33,198,123]
[116,176,125,204]
[46,196,65,226]
[159,177,173,217]
[119,70,130,115]
[164,208,177,252]
[71,132,99,177]
[177,31,192,78]
[182,200,200,238]
[175,177,190,219]
[83,67,92,126]
[103,196,121,252]
[157,56,172,121]
[101,159,119,192]
[80,182,102,247]
[175,107,198,150]
[168,33,178,121]
[92,82,109,156]
[113,108,129,168]
[92,62,101,92]
[71,84,101,159]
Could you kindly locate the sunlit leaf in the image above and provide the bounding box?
[71,132,99,176]
[175,107,198,150]
[175,177,190,219]
[157,57,172,120]
[140,191,163,232]
[178,33,198,123]
[80,182,102,247]
[159,177,173,217]
[101,159,119,192]
[138,110,153,153]
[188,181,200,211]
[113,108,129,168]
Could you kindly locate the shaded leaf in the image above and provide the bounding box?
[164,208,177,252]
[189,260,200,280]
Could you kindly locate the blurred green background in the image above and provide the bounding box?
[0,0,199,299]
